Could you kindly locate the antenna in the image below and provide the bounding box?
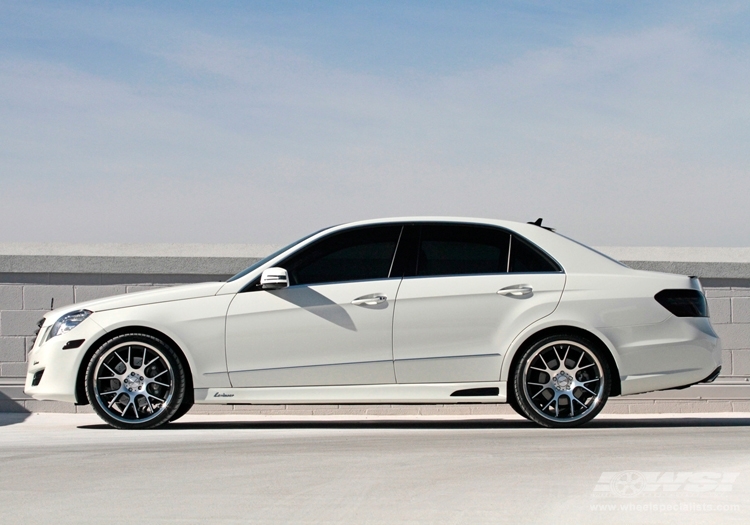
[527,218,556,232]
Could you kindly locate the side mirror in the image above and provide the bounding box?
[260,267,289,290]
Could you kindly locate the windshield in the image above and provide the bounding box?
[226,228,328,282]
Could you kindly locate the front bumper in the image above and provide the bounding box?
[24,317,107,404]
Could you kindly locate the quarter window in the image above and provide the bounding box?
[282,225,402,286]
[509,235,561,273]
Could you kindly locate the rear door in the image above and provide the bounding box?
[392,223,565,383]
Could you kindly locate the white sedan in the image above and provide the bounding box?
[24,217,721,429]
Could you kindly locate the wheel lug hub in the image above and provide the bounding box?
[552,371,573,391]
[124,373,144,392]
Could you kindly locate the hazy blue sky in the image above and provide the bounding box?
[1,1,748,246]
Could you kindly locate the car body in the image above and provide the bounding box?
[24,217,721,428]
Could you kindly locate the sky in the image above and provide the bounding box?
[0,1,748,246]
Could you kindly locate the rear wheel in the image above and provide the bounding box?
[85,333,186,429]
[513,334,610,428]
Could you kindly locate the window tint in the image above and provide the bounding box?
[509,235,561,273]
[416,224,510,277]
[282,225,402,286]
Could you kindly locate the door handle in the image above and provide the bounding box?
[497,285,533,297]
[352,294,388,306]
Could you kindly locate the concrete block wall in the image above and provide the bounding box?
[707,288,750,377]
[1,244,750,416]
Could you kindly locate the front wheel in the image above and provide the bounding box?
[85,333,186,429]
[512,334,611,428]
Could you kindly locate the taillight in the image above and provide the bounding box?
[655,289,708,317]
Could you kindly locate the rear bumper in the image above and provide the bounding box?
[602,316,721,396]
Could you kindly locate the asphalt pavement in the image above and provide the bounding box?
[1,412,749,524]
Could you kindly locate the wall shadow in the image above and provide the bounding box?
[0,391,31,426]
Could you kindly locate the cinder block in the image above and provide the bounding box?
[1,362,28,377]
[25,336,36,354]
[713,324,750,349]
[126,285,168,293]
[705,288,750,298]
[679,401,733,413]
[600,401,630,414]
[23,400,76,413]
[23,285,74,310]
[0,285,23,309]
[187,404,234,414]
[0,337,25,361]
[75,404,95,414]
[0,310,44,337]
[626,402,656,414]
[730,401,750,413]
[732,350,750,376]
[720,350,732,374]
[0,400,29,413]
[707,298,731,324]
[419,405,473,415]
[732,298,750,323]
[364,406,420,415]
[469,404,515,415]
[75,285,127,303]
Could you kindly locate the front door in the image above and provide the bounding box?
[226,224,403,387]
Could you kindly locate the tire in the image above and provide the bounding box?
[506,386,531,421]
[85,333,186,430]
[168,393,194,423]
[512,334,611,428]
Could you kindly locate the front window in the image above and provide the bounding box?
[281,225,403,286]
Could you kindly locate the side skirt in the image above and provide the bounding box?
[194,381,507,405]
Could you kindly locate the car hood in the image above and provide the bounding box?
[48,282,226,319]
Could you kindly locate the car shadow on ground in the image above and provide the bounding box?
[77,416,750,431]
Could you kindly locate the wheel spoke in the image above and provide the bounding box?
[572,396,588,408]
[151,380,171,388]
[115,351,128,368]
[151,369,168,380]
[531,389,547,400]
[580,384,597,396]
[107,394,121,408]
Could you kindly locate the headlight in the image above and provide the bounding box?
[48,310,93,340]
